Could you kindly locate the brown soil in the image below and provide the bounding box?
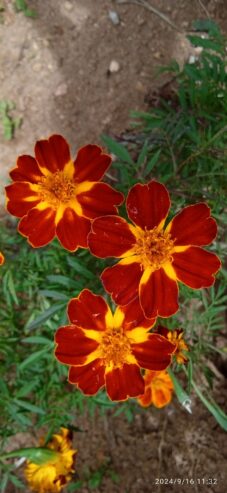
[74,384,227,493]
[1,0,226,205]
[1,1,227,492]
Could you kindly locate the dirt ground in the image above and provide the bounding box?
[74,384,227,493]
[1,0,226,204]
[1,1,227,492]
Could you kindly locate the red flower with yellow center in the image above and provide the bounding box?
[157,326,188,364]
[5,135,123,251]
[54,289,176,401]
[88,180,220,318]
[0,252,4,265]
[137,370,174,408]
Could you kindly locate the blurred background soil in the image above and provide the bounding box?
[1,0,226,200]
[1,1,227,491]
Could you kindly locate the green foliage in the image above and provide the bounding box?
[67,460,119,491]
[14,0,37,17]
[103,21,227,216]
[0,101,22,140]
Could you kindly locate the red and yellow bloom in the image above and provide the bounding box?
[88,180,220,318]
[5,135,123,251]
[157,326,188,364]
[55,289,175,401]
[0,252,4,265]
[137,370,173,408]
[24,428,76,493]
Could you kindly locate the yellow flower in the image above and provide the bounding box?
[166,330,189,364]
[24,428,76,493]
[157,326,189,364]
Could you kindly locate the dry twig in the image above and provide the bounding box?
[115,0,183,33]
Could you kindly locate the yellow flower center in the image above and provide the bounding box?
[99,328,132,369]
[135,227,174,269]
[38,171,76,208]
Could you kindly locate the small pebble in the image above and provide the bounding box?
[153,51,161,60]
[64,1,73,11]
[108,10,120,25]
[109,60,120,73]
[188,55,196,64]
[55,82,68,96]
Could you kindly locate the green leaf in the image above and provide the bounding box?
[9,475,24,489]
[19,346,51,370]
[0,380,9,396]
[144,149,161,176]
[192,380,227,431]
[193,19,221,36]
[168,368,192,413]
[187,358,193,393]
[1,447,58,464]
[102,135,133,164]
[39,290,69,301]
[67,257,95,280]
[15,0,37,17]
[15,381,38,398]
[22,336,53,345]
[5,271,19,304]
[2,115,14,140]
[25,303,66,330]
[88,471,103,489]
[67,481,84,491]
[137,140,148,166]
[187,35,224,54]
[46,274,79,288]
[13,398,45,415]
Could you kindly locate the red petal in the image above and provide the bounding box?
[68,289,109,330]
[101,262,142,305]
[74,144,111,182]
[139,268,179,318]
[172,247,221,288]
[132,334,175,371]
[88,216,136,258]
[10,155,43,183]
[68,359,105,395]
[77,183,124,219]
[35,134,71,173]
[55,325,99,366]
[169,203,217,246]
[126,180,170,230]
[56,207,91,251]
[120,298,156,331]
[6,182,41,218]
[18,206,56,247]
[0,252,5,265]
[105,364,144,401]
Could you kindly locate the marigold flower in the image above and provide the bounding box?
[5,135,123,251]
[54,289,175,401]
[24,428,76,493]
[137,370,173,408]
[157,326,189,364]
[0,252,4,265]
[88,180,221,318]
